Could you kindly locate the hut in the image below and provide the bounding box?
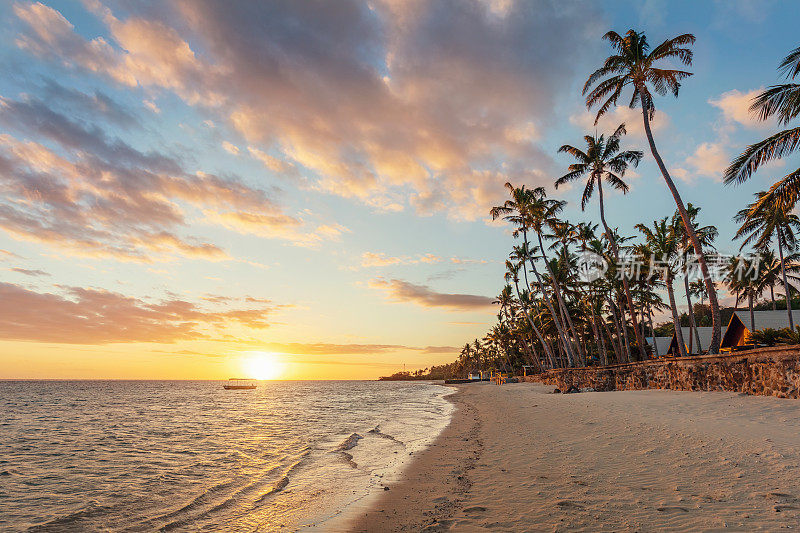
[645,336,673,358]
[720,310,800,350]
[667,326,726,356]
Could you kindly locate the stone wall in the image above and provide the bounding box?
[521,346,800,399]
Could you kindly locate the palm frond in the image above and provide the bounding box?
[750,83,800,125]
[581,177,595,211]
[724,127,800,185]
[778,45,800,79]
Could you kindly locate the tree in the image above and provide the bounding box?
[491,184,580,366]
[734,191,800,328]
[636,218,687,357]
[556,123,646,359]
[671,204,717,355]
[584,29,723,354]
[724,45,800,210]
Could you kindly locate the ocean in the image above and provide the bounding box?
[0,380,454,531]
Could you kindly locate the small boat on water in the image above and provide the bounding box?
[223,378,257,390]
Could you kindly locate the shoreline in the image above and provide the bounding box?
[351,382,800,531]
[348,386,481,532]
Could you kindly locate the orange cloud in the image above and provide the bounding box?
[369,277,494,311]
[0,282,276,344]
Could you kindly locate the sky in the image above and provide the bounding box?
[0,0,798,379]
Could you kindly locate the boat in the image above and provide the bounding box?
[223,378,257,390]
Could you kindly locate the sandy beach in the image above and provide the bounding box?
[351,382,800,532]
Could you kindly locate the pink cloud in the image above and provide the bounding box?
[13,0,599,221]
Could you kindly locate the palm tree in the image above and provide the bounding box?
[556,123,646,359]
[505,259,556,368]
[491,184,579,366]
[734,191,800,328]
[636,218,687,358]
[671,204,717,354]
[724,45,800,210]
[526,188,586,365]
[584,29,723,354]
[495,284,543,372]
[727,255,763,333]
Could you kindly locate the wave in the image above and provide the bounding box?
[367,426,405,446]
[156,448,312,531]
[27,501,106,532]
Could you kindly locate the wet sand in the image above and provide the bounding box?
[350,382,800,531]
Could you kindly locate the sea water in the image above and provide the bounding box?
[0,380,454,531]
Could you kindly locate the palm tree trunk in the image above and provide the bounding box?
[597,178,648,360]
[601,316,621,364]
[607,298,627,363]
[648,306,658,357]
[523,229,576,366]
[536,231,584,365]
[778,233,795,329]
[749,292,755,332]
[590,308,604,364]
[512,278,556,368]
[771,284,776,310]
[617,296,633,362]
[557,294,584,367]
[683,263,701,354]
[666,272,688,358]
[642,107,721,353]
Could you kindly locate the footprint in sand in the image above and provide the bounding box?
[556,500,584,509]
[463,506,488,515]
[657,506,689,513]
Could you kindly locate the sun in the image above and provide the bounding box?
[243,352,285,380]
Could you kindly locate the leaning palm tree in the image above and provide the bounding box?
[734,191,800,328]
[671,204,717,355]
[556,123,646,358]
[636,218,687,358]
[584,29,722,354]
[724,45,800,210]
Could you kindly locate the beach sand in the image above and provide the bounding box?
[350,382,800,531]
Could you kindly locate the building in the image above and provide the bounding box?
[645,336,673,357]
[667,326,726,356]
[720,310,800,350]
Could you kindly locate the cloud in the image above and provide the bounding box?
[248,146,302,180]
[9,267,49,276]
[40,79,141,127]
[143,99,160,114]
[0,249,23,260]
[0,95,310,260]
[709,89,768,129]
[222,141,239,155]
[369,277,493,311]
[0,282,275,344]
[672,142,729,183]
[360,251,442,268]
[13,0,600,221]
[262,341,458,355]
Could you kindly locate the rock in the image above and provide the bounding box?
[383,486,390,491]
[565,385,580,394]
[553,388,561,394]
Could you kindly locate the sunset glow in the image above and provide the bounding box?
[0,1,797,380]
[243,352,285,381]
